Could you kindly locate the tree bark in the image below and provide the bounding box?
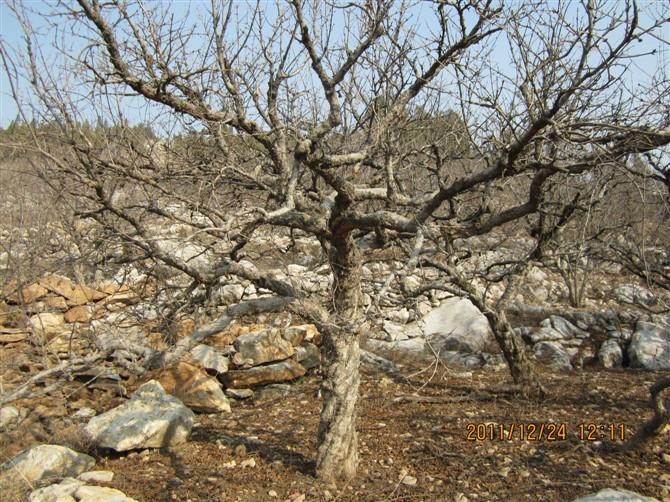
[485,309,546,399]
[316,229,362,483]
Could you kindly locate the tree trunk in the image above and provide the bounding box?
[316,229,362,483]
[486,309,546,399]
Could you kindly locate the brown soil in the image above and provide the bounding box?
[3,366,667,502]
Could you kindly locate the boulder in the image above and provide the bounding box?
[533,341,574,370]
[628,321,670,370]
[220,359,306,388]
[0,445,95,487]
[233,328,294,366]
[190,344,229,374]
[423,297,497,354]
[84,380,195,451]
[572,488,659,502]
[153,362,231,413]
[613,285,657,307]
[598,340,623,368]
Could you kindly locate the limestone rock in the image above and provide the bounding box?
[572,488,659,502]
[533,341,573,370]
[613,285,657,307]
[9,282,49,304]
[75,485,138,501]
[220,284,244,305]
[0,445,95,487]
[64,306,96,324]
[221,359,306,388]
[283,324,320,345]
[364,338,431,366]
[39,275,106,306]
[423,297,497,354]
[225,388,254,399]
[628,321,670,370]
[44,295,69,310]
[153,362,231,413]
[29,477,83,502]
[233,328,294,366]
[295,343,321,370]
[29,312,65,337]
[84,380,195,451]
[598,339,623,368]
[78,470,114,483]
[0,405,21,431]
[190,344,229,374]
[29,478,138,502]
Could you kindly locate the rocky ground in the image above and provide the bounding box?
[1,234,669,501]
[0,365,668,501]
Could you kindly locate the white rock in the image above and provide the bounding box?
[29,312,65,336]
[533,341,573,370]
[386,308,410,324]
[571,488,659,501]
[628,321,670,370]
[598,340,623,368]
[225,388,254,399]
[84,380,195,451]
[29,477,84,502]
[0,445,95,486]
[613,285,657,307]
[0,405,21,431]
[382,320,409,341]
[423,297,496,354]
[220,284,245,305]
[287,264,308,276]
[75,484,138,501]
[190,344,229,374]
[78,470,115,483]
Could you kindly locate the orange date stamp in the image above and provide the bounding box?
[465,423,626,442]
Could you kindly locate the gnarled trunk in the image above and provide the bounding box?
[486,310,545,399]
[316,229,362,483]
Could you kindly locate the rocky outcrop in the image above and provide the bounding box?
[84,380,195,451]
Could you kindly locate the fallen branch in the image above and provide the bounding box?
[0,351,113,406]
[393,392,494,404]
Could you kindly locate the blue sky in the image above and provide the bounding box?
[0,0,667,130]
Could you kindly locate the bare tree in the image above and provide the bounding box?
[3,0,670,483]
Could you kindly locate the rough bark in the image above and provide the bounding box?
[485,309,546,399]
[316,229,362,483]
